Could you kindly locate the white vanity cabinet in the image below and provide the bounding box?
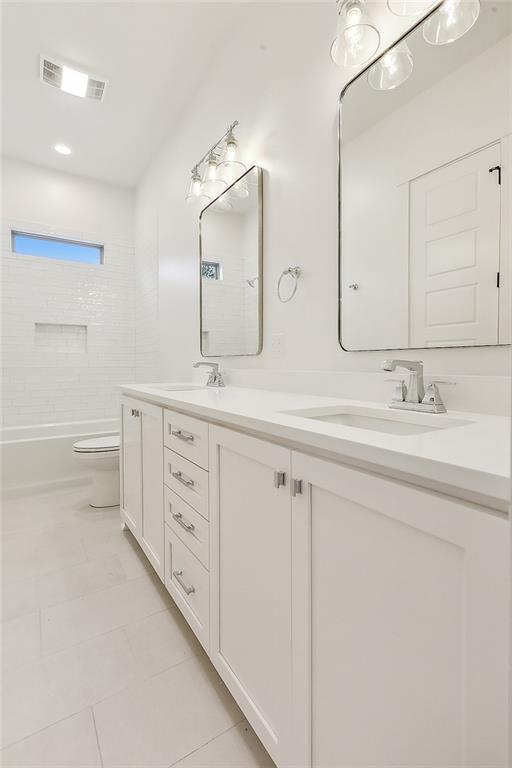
[292,451,509,768]
[120,397,509,768]
[120,395,164,579]
[207,425,509,768]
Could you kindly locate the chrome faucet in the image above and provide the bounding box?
[382,359,425,403]
[382,360,455,413]
[381,359,454,414]
[193,362,225,388]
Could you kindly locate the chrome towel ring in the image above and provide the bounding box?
[277,266,302,303]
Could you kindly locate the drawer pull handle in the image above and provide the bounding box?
[172,510,195,533]
[171,429,195,443]
[171,470,195,488]
[173,569,195,595]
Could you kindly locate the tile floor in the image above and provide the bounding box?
[1,485,275,768]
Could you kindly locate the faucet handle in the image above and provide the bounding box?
[385,378,406,403]
[428,380,456,386]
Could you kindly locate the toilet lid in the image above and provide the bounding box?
[73,434,120,453]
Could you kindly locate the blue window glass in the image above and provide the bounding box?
[201,261,220,280]
[11,232,103,264]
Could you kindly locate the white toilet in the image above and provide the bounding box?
[73,434,120,508]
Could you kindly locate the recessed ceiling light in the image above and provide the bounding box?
[54,143,72,155]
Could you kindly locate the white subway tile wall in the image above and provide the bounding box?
[134,213,159,383]
[1,219,136,427]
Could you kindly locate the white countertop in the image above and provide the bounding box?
[120,383,510,512]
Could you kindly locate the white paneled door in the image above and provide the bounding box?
[409,143,501,347]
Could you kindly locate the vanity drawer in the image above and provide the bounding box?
[164,485,209,569]
[164,524,209,650]
[163,409,209,469]
[164,448,209,520]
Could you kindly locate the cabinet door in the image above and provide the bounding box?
[120,396,142,536]
[140,401,164,579]
[292,451,509,768]
[209,426,298,767]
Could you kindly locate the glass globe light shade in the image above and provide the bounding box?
[201,154,228,200]
[423,0,480,45]
[219,160,247,187]
[331,0,380,69]
[368,41,414,90]
[185,169,211,208]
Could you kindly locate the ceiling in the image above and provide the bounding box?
[1,2,241,187]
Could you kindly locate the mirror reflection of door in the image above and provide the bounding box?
[409,143,501,347]
[339,1,512,351]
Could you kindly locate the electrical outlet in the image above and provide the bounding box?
[269,333,285,359]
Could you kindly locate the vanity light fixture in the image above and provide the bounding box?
[186,121,247,210]
[387,0,434,16]
[368,41,414,90]
[423,0,480,45]
[331,0,380,69]
[54,143,72,155]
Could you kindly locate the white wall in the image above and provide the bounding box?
[1,157,136,426]
[135,2,510,411]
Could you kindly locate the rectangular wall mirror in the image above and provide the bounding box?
[339,1,511,352]
[199,165,262,357]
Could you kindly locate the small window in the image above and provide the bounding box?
[201,261,221,280]
[11,232,104,265]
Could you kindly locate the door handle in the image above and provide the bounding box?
[172,510,195,533]
[273,471,286,489]
[171,470,195,488]
[173,569,195,595]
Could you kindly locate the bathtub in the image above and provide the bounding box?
[1,418,119,494]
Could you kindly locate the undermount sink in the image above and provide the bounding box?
[281,406,473,436]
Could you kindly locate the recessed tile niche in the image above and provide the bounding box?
[34,323,88,352]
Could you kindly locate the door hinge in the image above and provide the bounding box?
[291,479,303,497]
[489,165,502,185]
[273,471,286,489]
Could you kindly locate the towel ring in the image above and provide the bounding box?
[277,266,302,303]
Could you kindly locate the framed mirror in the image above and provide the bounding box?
[339,1,511,351]
[199,165,262,357]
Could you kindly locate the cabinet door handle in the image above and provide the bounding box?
[171,470,195,488]
[172,510,195,533]
[171,429,195,443]
[173,569,195,595]
[274,470,286,489]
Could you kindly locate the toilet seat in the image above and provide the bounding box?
[73,434,120,454]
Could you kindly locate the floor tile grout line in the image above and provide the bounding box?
[91,648,207,711]
[166,721,245,768]
[1,546,153,623]
[38,603,171,662]
[0,706,91,752]
[90,706,105,768]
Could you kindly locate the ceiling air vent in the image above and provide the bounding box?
[40,56,107,101]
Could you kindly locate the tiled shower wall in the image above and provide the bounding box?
[1,218,136,427]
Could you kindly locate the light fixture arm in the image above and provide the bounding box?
[190,120,239,176]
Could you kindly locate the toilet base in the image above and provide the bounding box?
[90,466,120,508]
